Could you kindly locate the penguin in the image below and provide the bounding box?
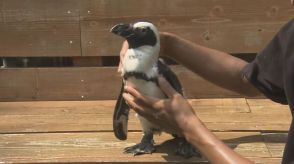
[111,22,201,158]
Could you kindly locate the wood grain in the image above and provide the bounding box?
[0,98,289,163]
[0,131,285,163]
[0,0,293,56]
[0,99,290,133]
[0,68,37,100]
[0,1,291,163]
[0,66,249,101]
[79,0,294,56]
[0,21,81,57]
[81,19,286,56]
[79,0,294,22]
[0,0,80,22]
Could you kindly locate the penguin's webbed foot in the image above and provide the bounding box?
[124,141,155,155]
[124,133,155,156]
[176,138,202,158]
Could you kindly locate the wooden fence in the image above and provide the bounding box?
[0,0,293,101]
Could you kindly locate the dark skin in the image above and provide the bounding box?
[119,2,294,162]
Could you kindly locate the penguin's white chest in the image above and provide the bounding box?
[125,77,164,98]
[122,46,162,134]
[125,75,165,134]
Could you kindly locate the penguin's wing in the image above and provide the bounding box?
[157,59,184,96]
[158,59,184,138]
[113,80,130,140]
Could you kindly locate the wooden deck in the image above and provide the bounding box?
[0,1,293,163]
[0,98,291,163]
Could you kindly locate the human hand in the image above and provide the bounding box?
[118,41,129,73]
[122,76,197,136]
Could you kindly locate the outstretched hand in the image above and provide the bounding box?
[122,76,197,136]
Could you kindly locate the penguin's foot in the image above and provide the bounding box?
[175,138,202,158]
[124,133,155,156]
[124,142,155,155]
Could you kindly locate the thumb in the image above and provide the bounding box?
[118,41,129,72]
[158,76,178,98]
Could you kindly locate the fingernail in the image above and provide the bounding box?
[122,93,128,99]
[124,86,128,90]
[123,93,134,101]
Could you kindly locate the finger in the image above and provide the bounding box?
[124,86,142,99]
[120,41,128,58]
[122,93,150,116]
[124,86,165,111]
[124,86,154,106]
[118,41,129,72]
[122,93,165,125]
[158,76,179,98]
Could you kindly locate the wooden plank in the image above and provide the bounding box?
[0,68,37,101]
[0,0,293,57]
[262,133,287,158]
[80,0,294,56]
[201,107,291,131]
[81,19,284,56]
[0,66,244,101]
[0,21,81,57]
[189,98,250,113]
[0,131,276,163]
[79,0,294,21]
[0,0,80,22]
[246,99,288,106]
[0,99,290,133]
[36,67,122,100]
[1,0,293,23]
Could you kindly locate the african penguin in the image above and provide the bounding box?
[111,22,201,158]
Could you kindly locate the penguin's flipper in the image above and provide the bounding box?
[157,59,183,96]
[158,60,202,158]
[113,81,130,140]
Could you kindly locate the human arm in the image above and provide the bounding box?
[123,77,254,164]
[117,31,259,163]
[118,32,260,96]
[160,32,260,97]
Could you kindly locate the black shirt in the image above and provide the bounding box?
[242,18,294,164]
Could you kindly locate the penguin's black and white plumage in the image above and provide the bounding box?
[111,22,200,158]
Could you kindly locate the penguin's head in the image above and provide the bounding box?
[110,22,159,49]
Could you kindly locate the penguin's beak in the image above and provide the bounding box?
[110,23,134,38]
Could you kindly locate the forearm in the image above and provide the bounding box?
[183,117,253,164]
[160,32,260,96]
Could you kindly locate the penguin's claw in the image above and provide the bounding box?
[124,142,155,155]
[175,139,202,158]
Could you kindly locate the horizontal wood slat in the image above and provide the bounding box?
[0,0,80,22]
[0,131,285,163]
[0,0,293,56]
[81,20,285,56]
[0,99,290,133]
[80,0,294,56]
[1,0,292,22]
[0,98,289,163]
[0,21,81,57]
[79,0,294,21]
[0,66,249,101]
